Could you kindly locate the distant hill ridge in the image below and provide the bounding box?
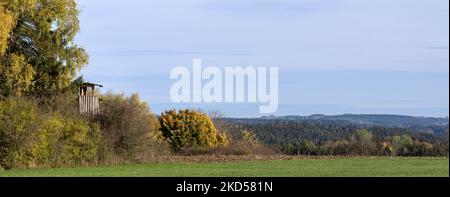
[259,114,449,127]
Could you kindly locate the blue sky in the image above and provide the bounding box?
[75,0,449,117]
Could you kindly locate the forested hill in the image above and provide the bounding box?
[220,114,449,156]
[227,114,449,138]
[258,114,449,128]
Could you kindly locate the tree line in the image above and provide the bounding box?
[221,119,449,157]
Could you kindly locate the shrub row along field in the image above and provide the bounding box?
[1,94,449,170]
[0,157,448,177]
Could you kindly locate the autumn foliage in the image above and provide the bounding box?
[159,109,229,152]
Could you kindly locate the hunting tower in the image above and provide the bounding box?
[78,82,103,116]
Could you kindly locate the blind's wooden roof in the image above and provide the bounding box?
[80,82,103,88]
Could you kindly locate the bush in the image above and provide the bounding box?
[0,97,100,169]
[351,129,377,156]
[97,93,169,162]
[180,130,276,156]
[36,91,80,116]
[159,109,229,152]
[297,139,317,155]
[40,115,100,167]
[219,129,275,155]
[0,97,41,169]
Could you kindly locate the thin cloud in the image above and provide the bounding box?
[423,46,449,50]
[89,49,254,57]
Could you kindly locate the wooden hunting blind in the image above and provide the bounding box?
[78,82,103,116]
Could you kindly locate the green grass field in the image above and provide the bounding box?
[0,157,448,177]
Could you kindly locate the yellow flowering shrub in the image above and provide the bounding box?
[159,109,229,152]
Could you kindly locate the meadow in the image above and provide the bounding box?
[0,157,448,177]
